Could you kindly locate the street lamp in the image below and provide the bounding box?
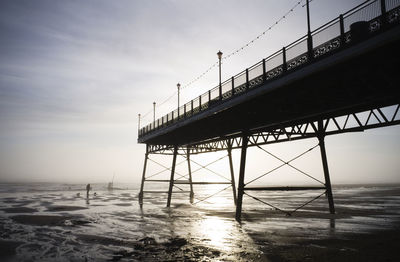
[138,113,141,130]
[217,50,223,100]
[306,0,313,58]
[177,83,181,116]
[153,102,156,124]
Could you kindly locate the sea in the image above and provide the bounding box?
[0,182,400,261]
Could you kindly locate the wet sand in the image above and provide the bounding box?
[0,183,399,261]
[260,229,400,262]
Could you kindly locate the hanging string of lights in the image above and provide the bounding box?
[140,0,312,122]
[140,91,177,120]
[180,0,314,91]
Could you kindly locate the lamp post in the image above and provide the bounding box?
[153,102,156,124]
[306,0,313,58]
[138,113,141,131]
[306,0,311,34]
[217,50,223,100]
[177,83,181,116]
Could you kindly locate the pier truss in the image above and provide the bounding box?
[139,103,400,220]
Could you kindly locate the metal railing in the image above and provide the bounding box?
[139,0,400,138]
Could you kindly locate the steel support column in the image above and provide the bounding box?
[227,141,237,206]
[187,148,194,204]
[317,120,335,214]
[167,145,178,207]
[139,145,149,208]
[236,134,249,221]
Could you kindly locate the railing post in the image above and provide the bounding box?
[162,116,164,126]
[172,111,174,122]
[245,69,249,91]
[166,114,169,124]
[191,100,193,115]
[157,119,159,129]
[282,47,287,72]
[339,14,345,44]
[208,90,211,103]
[199,95,202,110]
[307,33,313,60]
[381,0,387,15]
[262,58,266,82]
[231,77,235,96]
[184,104,186,118]
[381,0,387,26]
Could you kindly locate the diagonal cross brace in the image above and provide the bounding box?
[244,190,326,216]
[175,154,231,182]
[245,144,321,186]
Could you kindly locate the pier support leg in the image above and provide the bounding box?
[139,145,149,208]
[236,134,248,222]
[167,145,178,207]
[318,121,335,214]
[227,141,237,206]
[187,148,194,204]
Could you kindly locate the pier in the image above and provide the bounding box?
[137,0,400,221]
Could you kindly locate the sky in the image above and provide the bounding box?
[0,0,399,185]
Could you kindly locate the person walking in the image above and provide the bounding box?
[86,184,90,198]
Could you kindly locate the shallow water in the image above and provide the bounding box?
[0,183,399,261]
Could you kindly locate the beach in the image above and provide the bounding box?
[0,183,399,261]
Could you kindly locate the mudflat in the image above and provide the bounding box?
[0,183,399,261]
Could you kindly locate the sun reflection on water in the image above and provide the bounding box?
[192,215,238,252]
[194,185,236,209]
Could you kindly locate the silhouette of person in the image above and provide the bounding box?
[86,184,90,198]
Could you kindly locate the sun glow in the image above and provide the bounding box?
[192,216,237,252]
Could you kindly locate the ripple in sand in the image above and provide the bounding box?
[11,214,92,227]
[11,215,66,226]
[114,203,132,207]
[2,207,38,213]
[46,205,88,212]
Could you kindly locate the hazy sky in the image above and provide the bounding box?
[0,0,399,185]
